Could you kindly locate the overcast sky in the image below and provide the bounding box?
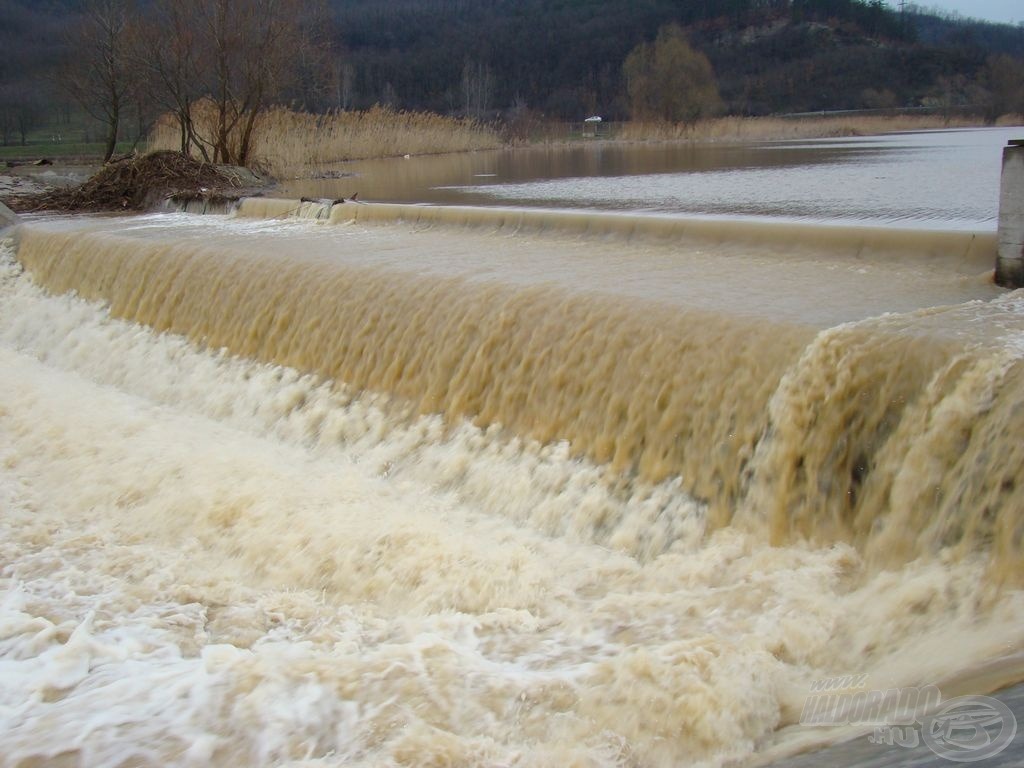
[905,1,1022,25]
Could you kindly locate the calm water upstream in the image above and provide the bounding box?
[283,126,1020,230]
[2,127,1023,767]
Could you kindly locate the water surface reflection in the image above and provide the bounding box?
[280,127,1018,230]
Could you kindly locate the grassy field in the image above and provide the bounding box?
[0,142,137,161]
[2,107,141,162]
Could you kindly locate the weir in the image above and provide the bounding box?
[236,197,998,269]
[4,196,1024,767]
[996,139,1024,288]
[11,218,1024,579]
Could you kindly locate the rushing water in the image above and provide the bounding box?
[2,129,1024,767]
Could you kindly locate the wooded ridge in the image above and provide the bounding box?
[2,0,1022,150]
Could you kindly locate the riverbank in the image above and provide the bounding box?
[148,108,1024,180]
[0,162,94,203]
[612,112,1022,143]
[146,105,504,181]
[1,153,269,214]
[3,112,1021,211]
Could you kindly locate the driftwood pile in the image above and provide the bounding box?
[7,151,240,213]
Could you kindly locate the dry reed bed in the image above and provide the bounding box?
[616,113,1022,142]
[149,106,1023,179]
[149,106,503,178]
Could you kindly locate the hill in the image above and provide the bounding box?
[1,0,1022,150]
[327,0,1024,118]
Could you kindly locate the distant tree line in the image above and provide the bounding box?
[1,0,1022,156]
[0,0,71,146]
[325,0,1023,119]
[56,0,335,163]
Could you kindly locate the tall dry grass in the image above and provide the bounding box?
[148,105,503,178]
[614,113,1017,142]
[149,106,1023,177]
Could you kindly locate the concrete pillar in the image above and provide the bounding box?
[996,140,1024,288]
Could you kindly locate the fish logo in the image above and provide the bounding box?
[920,695,1017,762]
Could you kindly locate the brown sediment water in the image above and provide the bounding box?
[278,127,1018,231]
[13,206,1020,567]
[1,190,1023,766]
[239,197,998,268]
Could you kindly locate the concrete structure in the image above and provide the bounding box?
[0,201,19,232]
[996,140,1024,288]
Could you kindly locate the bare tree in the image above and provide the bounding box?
[62,0,137,162]
[63,0,333,168]
[337,61,356,110]
[190,0,314,166]
[0,87,16,146]
[133,0,208,159]
[138,0,335,167]
[290,0,337,113]
[461,60,494,119]
[14,87,44,145]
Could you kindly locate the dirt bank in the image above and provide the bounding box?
[1,152,268,213]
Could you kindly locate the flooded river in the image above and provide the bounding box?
[1,127,1022,767]
[283,127,1018,230]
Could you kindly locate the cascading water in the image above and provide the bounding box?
[1,190,1022,767]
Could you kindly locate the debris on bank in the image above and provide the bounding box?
[5,151,264,213]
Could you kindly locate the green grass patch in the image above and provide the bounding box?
[0,141,136,161]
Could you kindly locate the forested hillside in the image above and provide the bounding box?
[2,0,1022,149]
[328,0,1023,117]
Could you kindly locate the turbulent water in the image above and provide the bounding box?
[2,178,1024,766]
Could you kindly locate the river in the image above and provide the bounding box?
[1,127,1022,767]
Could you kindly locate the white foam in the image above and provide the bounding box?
[1,237,1022,767]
